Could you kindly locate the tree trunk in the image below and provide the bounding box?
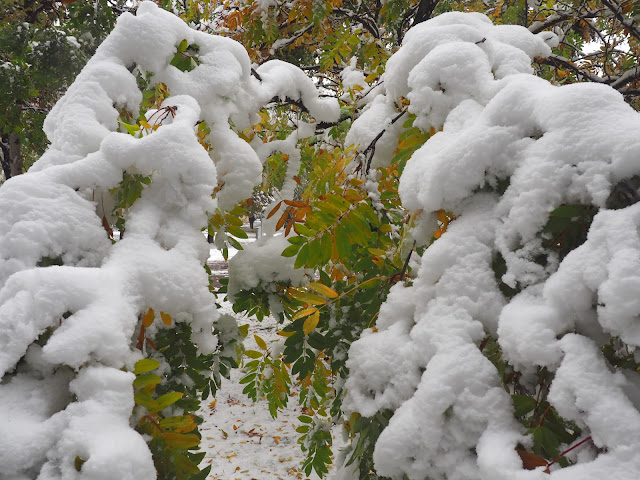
[0,133,23,180]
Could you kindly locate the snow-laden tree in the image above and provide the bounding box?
[0,3,336,479]
[335,11,640,480]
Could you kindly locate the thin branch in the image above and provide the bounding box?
[364,109,406,174]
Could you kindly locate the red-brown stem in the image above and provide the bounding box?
[546,436,593,469]
[538,404,552,427]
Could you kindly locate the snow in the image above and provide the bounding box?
[198,301,344,480]
[338,10,640,480]
[0,2,337,479]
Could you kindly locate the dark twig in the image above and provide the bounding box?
[364,110,406,174]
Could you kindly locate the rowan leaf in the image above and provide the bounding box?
[254,334,267,350]
[133,374,162,388]
[308,282,338,298]
[266,201,282,219]
[290,290,327,305]
[303,310,320,334]
[134,358,161,374]
[162,433,200,449]
[142,308,155,327]
[160,311,172,326]
[292,307,318,321]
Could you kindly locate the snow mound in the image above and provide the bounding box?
[341,11,640,480]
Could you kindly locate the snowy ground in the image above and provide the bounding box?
[199,238,344,480]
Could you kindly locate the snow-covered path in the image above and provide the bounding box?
[200,244,343,479]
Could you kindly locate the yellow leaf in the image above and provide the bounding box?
[289,290,327,305]
[364,72,378,83]
[140,120,152,129]
[254,334,267,350]
[277,330,295,337]
[142,308,155,327]
[160,311,172,326]
[303,310,320,334]
[368,248,386,256]
[292,307,318,321]
[557,69,569,78]
[308,282,338,299]
[437,210,448,224]
[352,84,364,92]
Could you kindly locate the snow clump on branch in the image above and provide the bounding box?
[340,11,640,480]
[0,2,337,479]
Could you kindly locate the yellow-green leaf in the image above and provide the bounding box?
[398,132,426,150]
[133,373,162,388]
[155,392,183,411]
[290,290,327,305]
[160,415,197,433]
[308,282,339,298]
[162,433,200,449]
[134,358,160,374]
[303,310,320,335]
[239,324,249,338]
[245,350,263,359]
[254,334,267,350]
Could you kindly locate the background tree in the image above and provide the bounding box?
[0,0,131,180]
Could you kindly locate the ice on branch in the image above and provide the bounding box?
[0,2,336,479]
[340,11,640,480]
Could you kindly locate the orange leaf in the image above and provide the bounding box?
[275,210,289,232]
[266,201,282,219]
[516,448,549,472]
[284,199,308,208]
[142,308,155,328]
[160,311,172,326]
[293,175,302,185]
[101,215,113,239]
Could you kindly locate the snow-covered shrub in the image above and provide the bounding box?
[338,12,640,480]
[0,2,336,479]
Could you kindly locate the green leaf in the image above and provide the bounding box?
[227,224,248,239]
[282,244,301,257]
[294,243,310,269]
[299,415,313,423]
[134,358,161,374]
[511,394,537,417]
[177,38,188,52]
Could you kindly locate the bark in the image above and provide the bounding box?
[8,133,22,177]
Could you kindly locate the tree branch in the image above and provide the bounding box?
[364,109,406,174]
[600,0,640,42]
